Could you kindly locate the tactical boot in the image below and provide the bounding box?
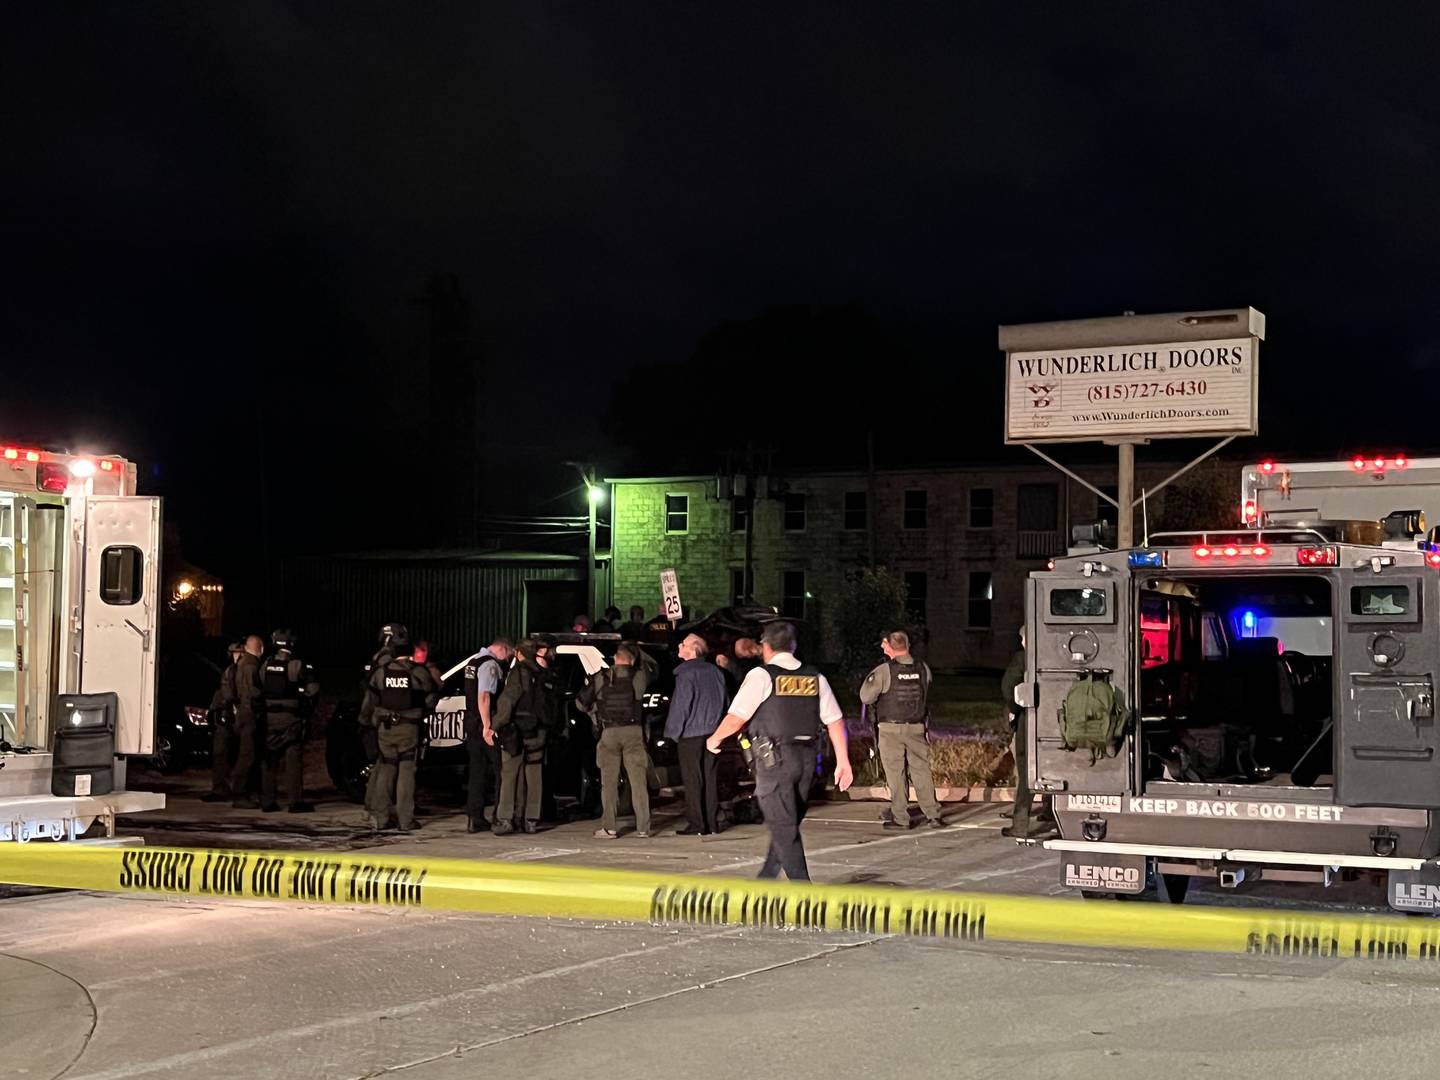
[492,820,515,836]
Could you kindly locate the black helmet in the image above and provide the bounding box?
[271,628,296,650]
[381,622,411,651]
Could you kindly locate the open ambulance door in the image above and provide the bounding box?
[79,496,161,756]
[1335,565,1440,808]
[1026,572,1133,794]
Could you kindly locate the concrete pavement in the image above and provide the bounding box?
[1,794,1431,1079]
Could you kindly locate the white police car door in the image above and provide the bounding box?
[79,496,161,756]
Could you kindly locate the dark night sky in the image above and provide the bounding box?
[5,3,1440,587]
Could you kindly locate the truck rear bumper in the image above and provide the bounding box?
[0,791,166,842]
[1045,837,1426,872]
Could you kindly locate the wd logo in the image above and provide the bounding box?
[384,677,410,689]
[774,675,819,697]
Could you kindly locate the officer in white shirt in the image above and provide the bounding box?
[707,621,852,880]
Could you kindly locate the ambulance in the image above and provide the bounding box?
[1022,487,1440,912]
[0,442,164,842]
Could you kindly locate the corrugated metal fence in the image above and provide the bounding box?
[279,554,585,667]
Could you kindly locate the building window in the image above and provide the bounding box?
[967,571,993,628]
[903,489,928,530]
[904,570,928,623]
[731,568,748,607]
[968,487,994,529]
[781,570,807,619]
[665,494,689,534]
[1017,482,1061,557]
[731,499,748,532]
[783,493,807,532]
[843,491,867,531]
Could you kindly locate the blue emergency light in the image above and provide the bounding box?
[1128,551,1165,568]
[1241,609,1258,637]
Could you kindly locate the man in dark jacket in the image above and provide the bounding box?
[665,634,729,835]
[491,638,553,835]
[229,636,266,808]
[1000,627,1055,839]
[201,642,244,802]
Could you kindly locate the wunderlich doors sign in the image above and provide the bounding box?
[1005,335,1258,443]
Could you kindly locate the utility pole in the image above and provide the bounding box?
[566,461,603,617]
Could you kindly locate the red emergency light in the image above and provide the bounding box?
[1297,546,1339,566]
[1427,551,1440,569]
[1242,499,1258,523]
[100,460,114,472]
[1192,544,1270,561]
[24,451,39,463]
[2,448,16,461]
[1350,453,1410,473]
[1259,460,1276,474]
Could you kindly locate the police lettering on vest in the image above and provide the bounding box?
[379,660,427,715]
[875,659,928,724]
[263,653,302,708]
[597,667,640,728]
[750,663,822,741]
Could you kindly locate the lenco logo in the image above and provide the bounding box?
[384,677,410,688]
[1069,864,1141,885]
[1395,883,1440,904]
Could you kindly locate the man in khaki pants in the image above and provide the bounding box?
[860,630,946,830]
[580,645,652,838]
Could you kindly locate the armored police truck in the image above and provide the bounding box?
[0,442,165,842]
[1022,515,1440,913]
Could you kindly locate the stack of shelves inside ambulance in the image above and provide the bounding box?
[0,497,16,743]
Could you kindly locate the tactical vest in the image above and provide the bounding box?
[263,652,301,708]
[511,665,548,735]
[597,667,640,727]
[379,659,427,715]
[875,659,927,724]
[750,663,822,741]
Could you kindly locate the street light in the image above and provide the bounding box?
[588,485,605,505]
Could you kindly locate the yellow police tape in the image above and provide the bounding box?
[1,843,1437,962]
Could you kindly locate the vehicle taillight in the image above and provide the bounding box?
[36,463,68,494]
[1297,546,1339,566]
[100,460,114,471]
[1194,545,1212,559]
[1242,499,1257,523]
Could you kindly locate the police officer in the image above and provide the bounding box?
[1001,627,1056,839]
[201,642,244,802]
[463,635,514,833]
[579,644,651,839]
[860,630,946,830]
[259,629,319,813]
[359,625,439,832]
[706,622,852,881]
[491,637,553,835]
[360,623,404,821]
[229,635,267,808]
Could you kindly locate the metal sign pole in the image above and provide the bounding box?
[1117,441,1135,548]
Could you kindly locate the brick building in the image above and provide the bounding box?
[607,459,1233,671]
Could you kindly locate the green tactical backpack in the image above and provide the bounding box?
[1059,672,1127,764]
